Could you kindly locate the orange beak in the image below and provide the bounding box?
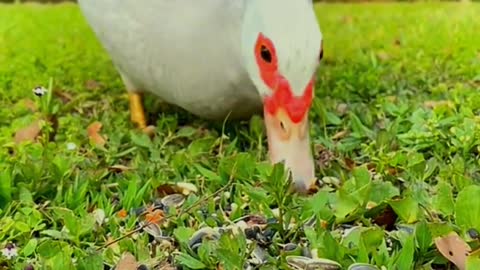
[264,108,315,193]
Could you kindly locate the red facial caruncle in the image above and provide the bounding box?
[254,33,314,123]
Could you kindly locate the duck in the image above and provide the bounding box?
[77,0,324,193]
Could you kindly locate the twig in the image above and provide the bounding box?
[97,172,237,251]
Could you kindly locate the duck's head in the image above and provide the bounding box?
[241,0,323,193]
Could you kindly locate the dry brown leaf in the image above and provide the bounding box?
[85,79,103,91]
[14,120,42,144]
[344,157,356,171]
[156,262,176,270]
[115,252,138,270]
[87,121,106,146]
[53,89,74,104]
[434,232,471,270]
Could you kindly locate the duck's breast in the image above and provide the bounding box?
[78,0,262,119]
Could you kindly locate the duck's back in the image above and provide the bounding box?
[78,0,262,119]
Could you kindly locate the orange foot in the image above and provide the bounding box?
[128,92,155,137]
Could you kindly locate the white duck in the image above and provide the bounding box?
[78,0,324,193]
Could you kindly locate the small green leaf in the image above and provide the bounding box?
[0,170,12,208]
[455,185,480,233]
[369,181,400,204]
[326,112,342,125]
[433,181,454,216]
[194,164,222,182]
[394,234,414,270]
[334,188,359,219]
[77,253,103,270]
[37,240,64,259]
[176,126,197,137]
[466,250,480,269]
[389,196,419,223]
[174,227,196,244]
[22,238,38,257]
[176,252,207,269]
[415,221,432,254]
[14,221,31,233]
[41,229,72,240]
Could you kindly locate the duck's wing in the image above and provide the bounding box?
[78,0,261,119]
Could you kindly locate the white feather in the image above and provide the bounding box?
[78,0,322,119]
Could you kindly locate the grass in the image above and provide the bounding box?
[1,2,480,269]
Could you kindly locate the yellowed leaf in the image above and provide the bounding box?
[14,120,42,144]
[87,121,106,146]
[424,100,454,109]
[434,232,471,270]
[108,165,133,173]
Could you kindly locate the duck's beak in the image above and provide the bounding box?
[264,108,315,193]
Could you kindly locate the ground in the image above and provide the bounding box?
[1,2,480,270]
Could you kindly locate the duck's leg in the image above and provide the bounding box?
[120,72,155,136]
[128,92,147,129]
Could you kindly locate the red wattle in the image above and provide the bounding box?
[254,33,314,123]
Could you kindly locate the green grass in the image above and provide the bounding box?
[1,2,480,269]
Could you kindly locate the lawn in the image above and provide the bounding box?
[1,2,480,270]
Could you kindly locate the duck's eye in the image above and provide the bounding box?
[260,45,272,63]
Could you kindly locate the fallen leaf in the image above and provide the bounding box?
[157,182,198,196]
[14,120,42,144]
[145,209,164,225]
[156,262,176,270]
[332,130,348,140]
[85,79,103,91]
[117,209,128,219]
[371,205,397,231]
[108,165,133,173]
[115,252,138,270]
[53,89,73,104]
[19,99,37,112]
[343,157,356,171]
[424,100,455,109]
[434,232,471,270]
[87,121,106,146]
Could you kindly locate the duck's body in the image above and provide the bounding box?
[78,0,324,193]
[78,0,261,119]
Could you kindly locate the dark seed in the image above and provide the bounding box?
[468,228,479,239]
[153,200,165,211]
[284,243,297,251]
[245,228,257,239]
[263,228,275,241]
[131,207,145,216]
[137,265,149,270]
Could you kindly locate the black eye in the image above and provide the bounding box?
[280,121,286,132]
[319,49,324,61]
[260,45,272,63]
